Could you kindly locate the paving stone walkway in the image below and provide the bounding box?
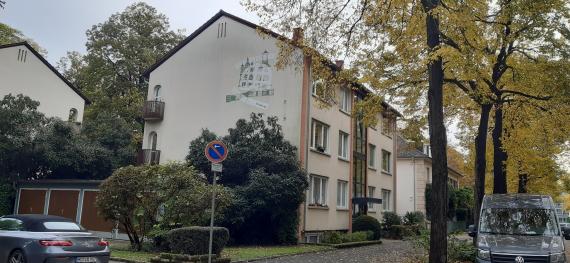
[260,239,422,263]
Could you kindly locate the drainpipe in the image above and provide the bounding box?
[413,157,416,211]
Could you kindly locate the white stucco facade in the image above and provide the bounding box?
[141,11,400,238]
[0,43,87,122]
[396,156,462,216]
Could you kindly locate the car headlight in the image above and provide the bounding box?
[550,252,565,263]
[551,236,565,253]
[477,249,491,261]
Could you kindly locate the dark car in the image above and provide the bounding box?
[469,194,566,263]
[561,223,570,240]
[0,214,110,263]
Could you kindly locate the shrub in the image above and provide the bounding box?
[387,225,422,239]
[448,235,476,262]
[168,226,229,255]
[382,212,402,229]
[403,211,425,226]
[352,215,382,239]
[321,231,343,244]
[0,180,12,216]
[340,231,370,243]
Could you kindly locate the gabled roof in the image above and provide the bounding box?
[142,10,286,78]
[397,135,465,177]
[0,42,91,104]
[142,10,402,117]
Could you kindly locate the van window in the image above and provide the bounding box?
[480,208,559,236]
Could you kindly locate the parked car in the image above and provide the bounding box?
[0,214,110,263]
[561,223,570,240]
[469,194,566,263]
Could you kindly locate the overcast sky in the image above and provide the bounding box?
[0,0,259,64]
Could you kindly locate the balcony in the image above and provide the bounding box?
[137,149,161,165]
[142,101,165,121]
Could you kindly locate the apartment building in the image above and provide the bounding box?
[395,136,463,216]
[140,10,401,240]
[0,42,89,123]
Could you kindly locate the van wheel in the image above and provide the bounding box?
[8,250,26,263]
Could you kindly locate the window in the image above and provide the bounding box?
[337,180,348,209]
[68,108,78,122]
[153,85,162,101]
[311,79,325,97]
[368,144,376,168]
[382,189,391,211]
[449,178,459,189]
[311,120,329,153]
[43,222,82,231]
[310,175,328,206]
[368,186,376,209]
[149,132,158,150]
[381,150,391,173]
[339,87,351,113]
[338,131,349,159]
[382,116,392,136]
[0,218,24,231]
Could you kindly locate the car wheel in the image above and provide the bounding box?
[8,250,26,263]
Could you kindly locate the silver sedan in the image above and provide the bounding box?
[0,214,110,263]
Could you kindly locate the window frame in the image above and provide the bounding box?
[337,180,348,209]
[311,119,330,153]
[381,116,393,137]
[381,149,392,173]
[339,87,351,113]
[368,186,376,210]
[310,175,328,206]
[368,144,376,168]
[338,131,349,160]
[382,189,391,211]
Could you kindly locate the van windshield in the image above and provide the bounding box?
[480,208,559,236]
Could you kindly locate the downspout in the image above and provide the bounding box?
[413,156,416,211]
[302,55,311,238]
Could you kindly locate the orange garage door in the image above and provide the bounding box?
[81,191,115,232]
[18,189,47,214]
[48,190,79,220]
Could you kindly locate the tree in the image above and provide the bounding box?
[0,23,46,54]
[57,2,185,155]
[81,111,137,169]
[33,119,114,180]
[96,163,231,250]
[187,114,308,244]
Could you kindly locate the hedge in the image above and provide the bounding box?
[352,215,382,239]
[167,226,229,255]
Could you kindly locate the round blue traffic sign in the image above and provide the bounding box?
[204,140,228,163]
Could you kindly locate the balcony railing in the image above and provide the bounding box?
[142,101,165,121]
[137,149,161,165]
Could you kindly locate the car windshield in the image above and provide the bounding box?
[480,208,559,236]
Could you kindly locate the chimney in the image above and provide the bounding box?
[335,60,344,69]
[292,27,304,42]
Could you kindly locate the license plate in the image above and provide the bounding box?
[76,257,96,263]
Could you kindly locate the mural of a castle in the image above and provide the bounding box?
[226,51,275,109]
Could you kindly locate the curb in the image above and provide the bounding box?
[110,257,146,263]
[231,247,335,263]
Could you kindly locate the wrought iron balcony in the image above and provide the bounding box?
[137,149,160,165]
[142,101,165,121]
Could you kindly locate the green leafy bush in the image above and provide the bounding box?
[403,211,425,226]
[352,215,382,239]
[448,235,476,262]
[321,231,343,244]
[167,226,230,255]
[0,180,12,216]
[382,212,402,229]
[387,225,422,239]
[341,231,369,243]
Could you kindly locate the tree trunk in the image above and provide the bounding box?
[518,173,528,193]
[492,103,508,193]
[422,0,448,262]
[473,103,491,243]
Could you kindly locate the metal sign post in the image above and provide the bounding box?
[204,141,228,263]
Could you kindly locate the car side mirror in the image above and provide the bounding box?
[468,224,477,238]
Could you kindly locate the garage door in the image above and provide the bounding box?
[80,191,115,232]
[18,189,47,214]
[48,190,79,220]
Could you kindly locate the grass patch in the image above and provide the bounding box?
[110,244,331,262]
[223,245,331,261]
